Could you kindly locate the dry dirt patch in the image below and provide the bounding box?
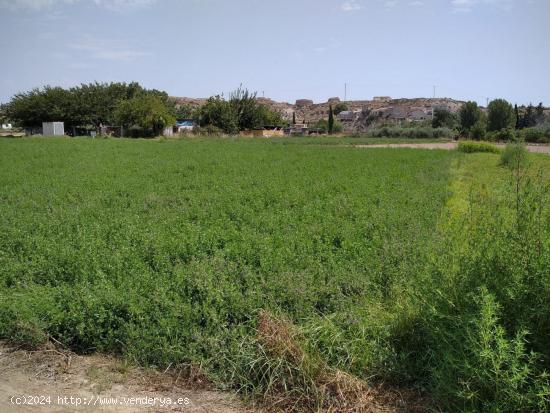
[355,142,550,153]
[0,342,256,413]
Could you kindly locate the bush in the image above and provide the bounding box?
[457,141,500,153]
[486,128,517,142]
[500,141,528,168]
[519,127,550,143]
[469,120,487,140]
[432,108,458,129]
[369,126,456,139]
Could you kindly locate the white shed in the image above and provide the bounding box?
[42,122,65,136]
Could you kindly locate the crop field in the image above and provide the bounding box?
[0,137,548,412]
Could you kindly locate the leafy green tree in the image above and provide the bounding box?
[487,99,515,132]
[197,86,283,134]
[432,108,457,129]
[313,119,329,133]
[4,82,167,130]
[470,120,487,140]
[333,102,348,115]
[114,95,175,136]
[197,96,238,134]
[171,103,195,120]
[459,101,483,135]
[312,118,342,134]
[328,105,334,134]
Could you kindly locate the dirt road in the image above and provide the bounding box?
[355,142,550,153]
[0,342,255,413]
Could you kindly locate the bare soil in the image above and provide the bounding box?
[0,342,256,413]
[355,142,550,153]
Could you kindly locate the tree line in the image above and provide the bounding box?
[1,83,285,136]
[433,99,548,142]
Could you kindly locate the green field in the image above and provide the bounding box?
[0,138,548,412]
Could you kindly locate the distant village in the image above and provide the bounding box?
[172,95,466,136]
[2,90,547,138]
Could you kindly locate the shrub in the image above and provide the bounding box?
[369,126,456,139]
[519,127,550,143]
[457,141,500,153]
[500,141,528,168]
[486,127,517,142]
[469,120,487,140]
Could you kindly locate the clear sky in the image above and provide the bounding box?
[1,0,549,105]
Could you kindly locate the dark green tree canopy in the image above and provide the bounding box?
[432,108,458,129]
[487,99,515,132]
[113,95,175,136]
[459,101,483,134]
[4,82,170,129]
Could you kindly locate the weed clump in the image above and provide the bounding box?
[458,140,500,153]
[500,140,528,168]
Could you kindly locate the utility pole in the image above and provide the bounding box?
[433,85,437,99]
[344,83,347,102]
[486,97,489,107]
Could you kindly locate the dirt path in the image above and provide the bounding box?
[0,342,256,413]
[355,142,550,153]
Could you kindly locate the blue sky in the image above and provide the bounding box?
[1,0,549,105]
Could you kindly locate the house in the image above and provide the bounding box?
[175,119,195,132]
[389,107,407,121]
[285,123,309,135]
[410,108,428,121]
[337,111,356,122]
[1,123,12,129]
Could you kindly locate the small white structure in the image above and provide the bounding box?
[1,123,12,129]
[42,122,65,136]
[175,119,194,132]
[162,126,174,136]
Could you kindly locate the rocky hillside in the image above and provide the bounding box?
[171,95,467,130]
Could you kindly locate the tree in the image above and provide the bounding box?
[114,95,175,136]
[517,104,536,129]
[333,102,348,115]
[0,104,9,124]
[487,99,515,132]
[328,105,334,135]
[515,104,520,129]
[459,101,483,135]
[197,96,238,134]
[197,86,284,134]
[4,82,167,130]
[535,102,545,124]
[470,120,487,140]
[171,103,195,120]
[312,118,343,134]
[432,108,457,129]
